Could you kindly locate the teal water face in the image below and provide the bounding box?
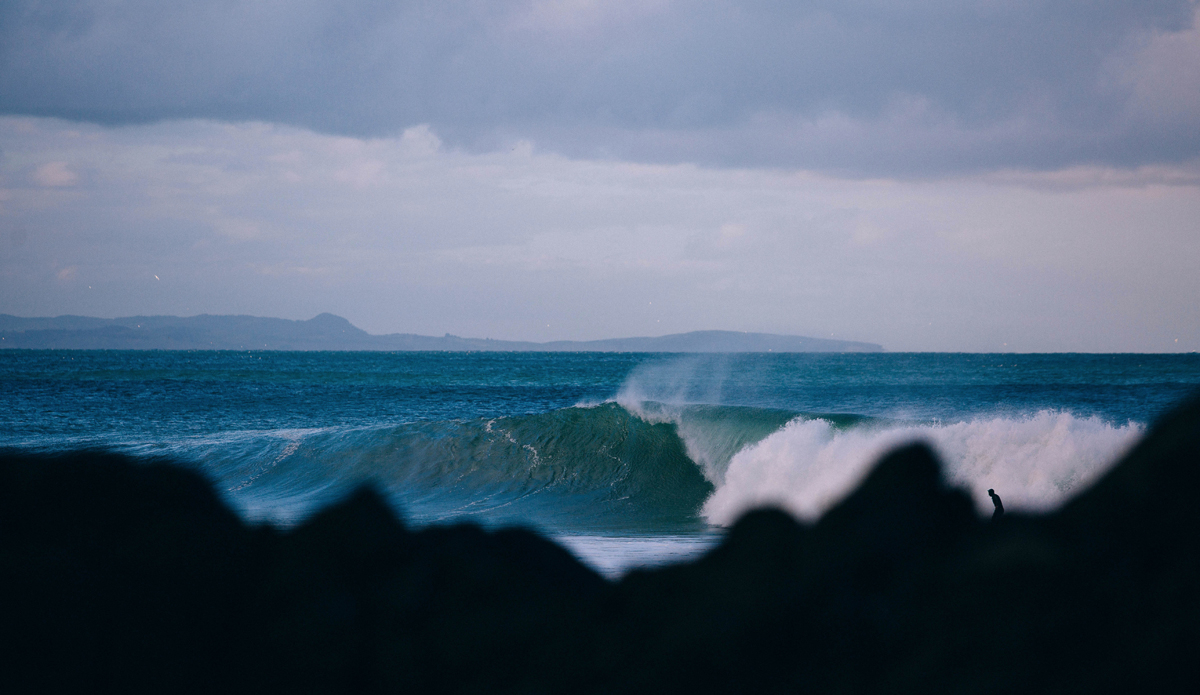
[3,350,1199,574]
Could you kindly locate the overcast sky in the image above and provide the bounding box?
[2,0,1198,351]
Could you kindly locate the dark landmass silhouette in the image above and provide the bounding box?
[3,393,1198,693]
[0,312,882,352]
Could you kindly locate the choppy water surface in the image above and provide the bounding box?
[3,350,1198,576]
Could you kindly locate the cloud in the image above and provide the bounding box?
[1,1,1197,175]
[32,161,78,187]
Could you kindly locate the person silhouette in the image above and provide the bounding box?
[988,489,1004,520]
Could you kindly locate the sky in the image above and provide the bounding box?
[1,0,1198,351]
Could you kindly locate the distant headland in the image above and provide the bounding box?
[0,313,882,352]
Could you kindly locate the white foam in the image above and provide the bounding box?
[701,412,1143,525]
[555,534,722,578]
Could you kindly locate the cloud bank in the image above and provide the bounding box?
[3,0,1198,175]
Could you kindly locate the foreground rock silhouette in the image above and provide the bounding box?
[2,393,1198,693]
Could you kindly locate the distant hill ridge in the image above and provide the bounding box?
[0,313,882,352]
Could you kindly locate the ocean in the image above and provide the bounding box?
[3,350,1198,577]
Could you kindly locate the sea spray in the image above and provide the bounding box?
[615,354,736,409]
[701,411,1143,524]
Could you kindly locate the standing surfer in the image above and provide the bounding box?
[988,489,1004,521]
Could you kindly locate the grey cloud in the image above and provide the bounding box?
[1,0,1197,174]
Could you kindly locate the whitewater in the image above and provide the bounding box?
[3,350,1197,575]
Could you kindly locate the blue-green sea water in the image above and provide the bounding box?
[3,351,1198,576]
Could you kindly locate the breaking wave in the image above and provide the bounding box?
[125,399,1142,532]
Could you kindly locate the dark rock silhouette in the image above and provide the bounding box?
[3,392,1199,693]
